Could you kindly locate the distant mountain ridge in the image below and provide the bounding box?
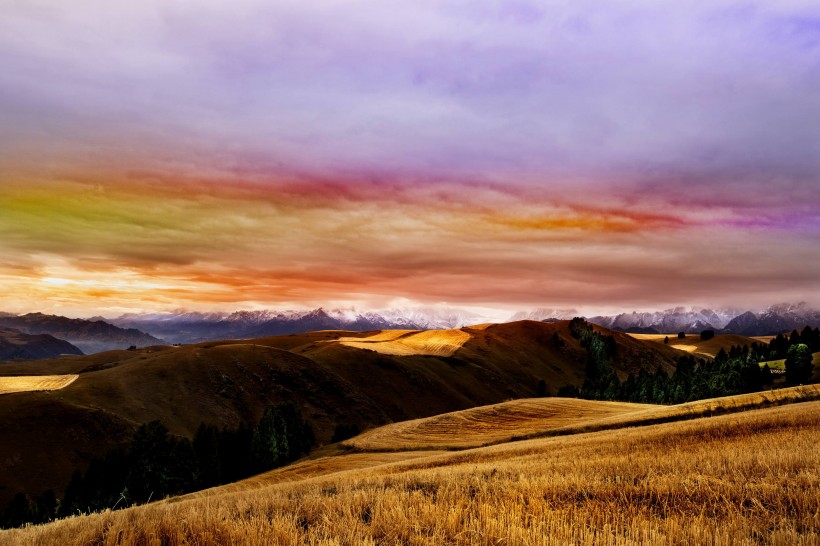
[588,307,739,334]
[509,308,581,322]
[721,303,820,336]
[513,303,820,336]
[0,328,84,361]
[108,307,486,345]
[5,303,817,351]
[0,313,164,354]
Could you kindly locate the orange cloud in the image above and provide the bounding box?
[0,173,817,316]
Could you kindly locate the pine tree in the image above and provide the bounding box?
[785,344,814,384]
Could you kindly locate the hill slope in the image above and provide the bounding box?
[4,396,818,545]
[0,320,685,504]
[345,398,657,450]
[628,332,764,358]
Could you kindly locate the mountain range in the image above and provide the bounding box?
[0,328,83,360]
[0,313,164,354]
[106,307,485,345]
[1,302,818,358]
[513,303,820,336]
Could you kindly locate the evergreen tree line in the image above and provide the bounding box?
[559,319,816,405]
[565,317,621,400]
[1,402,313,529]
[766,326,820,359]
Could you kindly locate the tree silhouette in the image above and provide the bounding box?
[785,344,814,384]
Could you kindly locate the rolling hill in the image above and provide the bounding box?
[0,320,685,505]
[3,391,818,545]
[628,332,765,358]
[344,384,820,451]
[0,329,83,361]
[344,397,657,451]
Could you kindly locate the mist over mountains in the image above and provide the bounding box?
[106,302,820,345]
[1,303,818,358]
[107,307,486,345]
[0,313,163,354]
[513,303,820,336]
[0,328,83,360]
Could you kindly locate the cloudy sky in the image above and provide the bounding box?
[1,0,819,318]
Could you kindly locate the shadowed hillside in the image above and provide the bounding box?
[0,314,163,354]
[0,329,83,361]
[3,396,818,545]
[0,320,685,505]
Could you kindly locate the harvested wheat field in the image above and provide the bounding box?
[346,398,657,451]
[506,384,820,444]
[337,328,472,357]
[186,451,442,498]
[0,375,78,395]
[4,399,819,545]
[349,385,820,451]
[628,333,763,358]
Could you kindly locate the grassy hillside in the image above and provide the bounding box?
[629,332,764,358]
[345,398,657,451]
[345,384,820,451]
[0,344,388,506]
[4,396,818,545]
[0,320,686,505]
[759,351,820,374]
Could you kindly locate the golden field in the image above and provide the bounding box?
[345,398,657,451]
[345,384,820,451]
[0,375,78,395]
[337,329,473,357]
[627,333,763,358]
[3,391,819,545]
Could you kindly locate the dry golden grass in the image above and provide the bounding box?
[184,451,443,498]
[338,329,472,357]
[5,400,819,545]
[752,336,778,344]
[462,323,494,331]
[628,333,763,358]
[346,398,657,451]
[347,385,820,452]
[336,330,417,343]
[512,384,820,443]
[0,375,78,395]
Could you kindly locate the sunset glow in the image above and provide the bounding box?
[1,1,819,317]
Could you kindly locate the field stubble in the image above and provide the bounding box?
[0,375,78,395]
[4,399,819,545]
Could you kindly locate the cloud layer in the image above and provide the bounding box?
[1,1,818,315]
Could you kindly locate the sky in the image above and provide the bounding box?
[1,0,819,319]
